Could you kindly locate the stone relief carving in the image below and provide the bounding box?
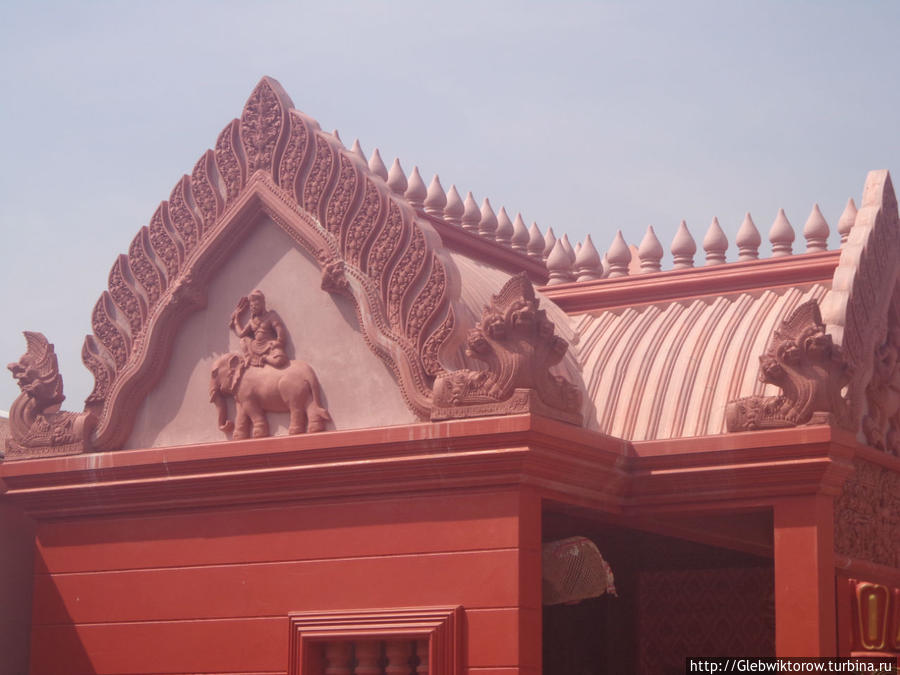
[79,76,454,450]
[726,300,852,431]
[6,332,96,458]
[862,317,900,456]
[835,459,900,569]
[431,273,582,424]
[211,292,330,439]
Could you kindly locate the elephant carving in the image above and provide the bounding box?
[210,352,331,439]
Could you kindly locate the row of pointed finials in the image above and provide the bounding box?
[342,134,859,285]
[346,137,545,254]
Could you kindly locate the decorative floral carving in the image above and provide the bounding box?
[324,155,359,234]
[214,119,245,204]
[108,255,144,337]
[168,177,200,252]
[862,306,900,455]
[835,459,900,568]
[148,205,181,281]
[127,227,164,306]
[278,111,310,195]
[344,179,381,266]
[431,273,582,424]
[388,226,426,327]
[726,300,851,431]
[421,309,455,377]
[367,201,404,286]
[190,150,222,231]
[91,293,129,369]
[321,260,351,296]
[6,332,95,459]
[240,78,284,175]
[81,335,114,406]
[303,136,335,216]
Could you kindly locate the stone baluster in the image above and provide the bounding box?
[703,217,728,265]
[386,158,407,195]
[350,139,366,163]
[415,639,429,675]
[574,234,603,282]
[837,197,857,244]
[405,167,427,209]
[671,220,697,269]
[461,192,480,233]
[444,185,464,226]
[423,175,447,217]
[369,148,388,180]
[511,213,529,253]
[325,642,353,675]
[543,227,557,261]
[527,222,545,261]
[736,212,761,261]
[607,230,631,278]
[803,203,829,252]
[769,208,794,257]
[385,640,414,675]
[495,206,513,246]
[547,239,574,285]
[637,226,663,273]
[478,198,498,240]
[354,641,382,675]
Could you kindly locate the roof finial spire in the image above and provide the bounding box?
[495,207,514,246]
[547,239,575,285]
[575,234,603,282]
[769,208,794,257]
[478,198,498,239]
[671,220,697,269]
[405,166,427,209]
[350,139,366,163]
[368,148,388,180]
[527,222,545,261]
[543,227,557,261]
[638,226,663,273]
[736,212,761,261]
[386,158,407,195]
[461,192,480,232]
[703,217,728,265]
[423,174,447,216]
[444,185,464,226]
[837,197,857,244]
[607,230,632,278]
[511,213,529,253]
[803,204,829,252]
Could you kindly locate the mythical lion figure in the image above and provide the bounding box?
[431,273,582,424]
[6,332,95,458]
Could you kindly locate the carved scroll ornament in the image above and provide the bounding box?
[431,274,582,424]
[726,300,851,432]
[5,332,95,459]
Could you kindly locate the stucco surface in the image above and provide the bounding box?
[126,218,417,449]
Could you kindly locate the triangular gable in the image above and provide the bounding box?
[81,77,458,450]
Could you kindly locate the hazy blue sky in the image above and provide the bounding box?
[1,0,898,411]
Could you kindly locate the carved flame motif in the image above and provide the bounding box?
[6,332,95,458]
[431,274,582,425]
[78,76,454,450]
[726,300,852,431]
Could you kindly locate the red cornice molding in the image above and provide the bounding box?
[540,250,840,313]
[0,416,872,521]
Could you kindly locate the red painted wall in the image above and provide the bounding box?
[30,488,541,674]
[0,501,35,675]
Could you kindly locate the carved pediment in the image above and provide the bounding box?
[62,77,458,454]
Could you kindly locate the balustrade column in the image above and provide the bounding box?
[385,639,414,675]
[415,639,429,675]
[325,642,354,675]
[354,640,383,675]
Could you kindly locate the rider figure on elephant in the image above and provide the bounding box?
[230,289,288,369]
